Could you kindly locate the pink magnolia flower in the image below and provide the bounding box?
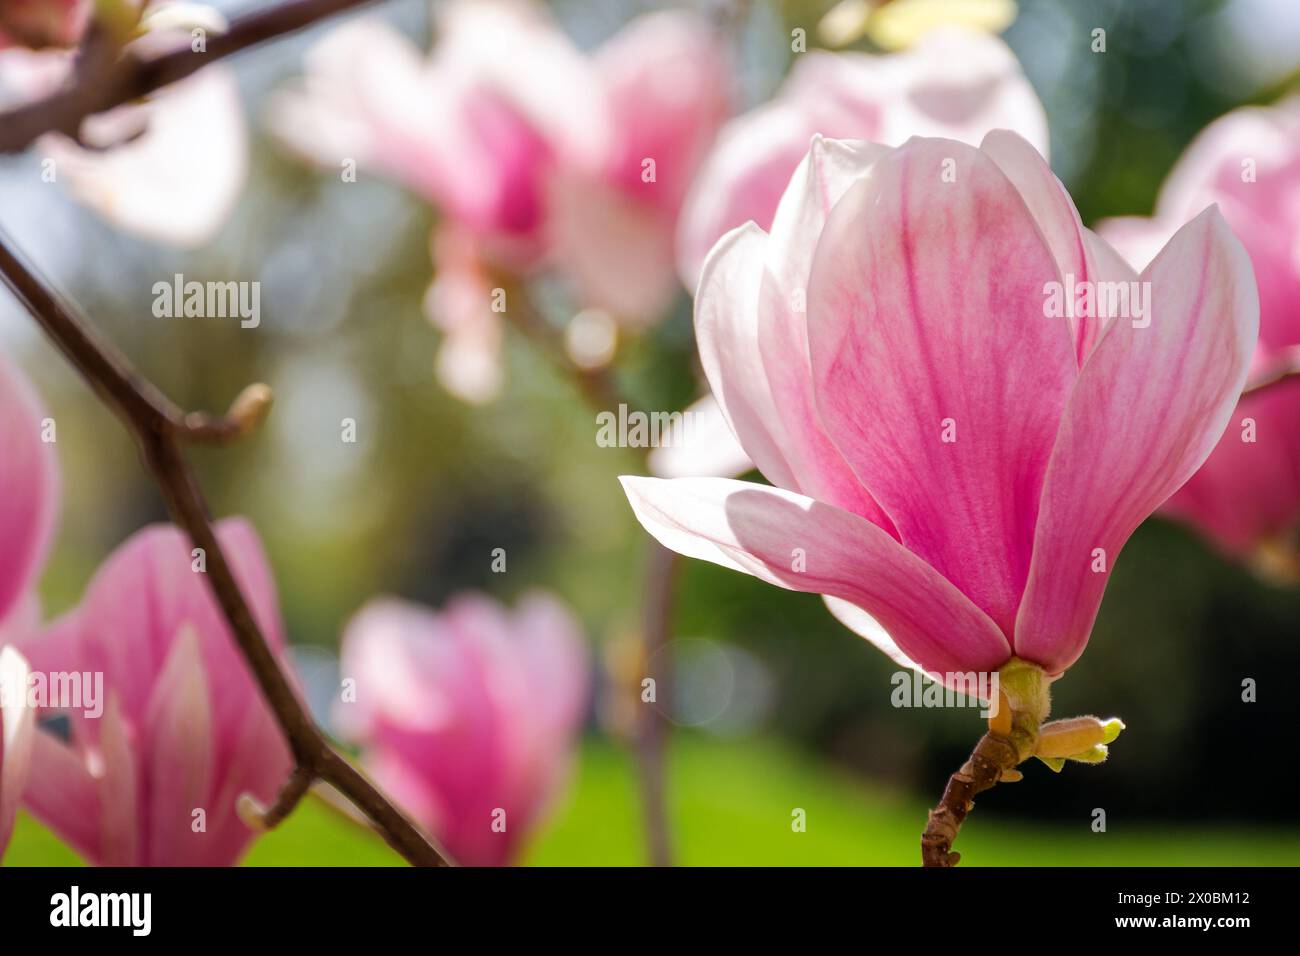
[0,354,59,630]
[623,133,1258,681]
[269,0,730,402]
[336,591,588,866]
[15,520,292,866]
[1099,98,1300,564]
[0,354,58,860]
[0,3,246,247]
[675,27,1049,289]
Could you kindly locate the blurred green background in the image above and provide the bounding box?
[2,0,1298,865]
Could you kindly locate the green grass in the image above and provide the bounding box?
[6,735,1296,866]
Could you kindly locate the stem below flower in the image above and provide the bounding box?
[921,731,1020,868]
[920,658,1050,868]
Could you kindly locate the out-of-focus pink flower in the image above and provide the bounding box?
[41,65,247,248]
[623,134,1258,680]
[0,0,89,50]
[0,354,57,860]
[0,354,59,631]
[15,520,292,866]
[269,0,729,401]
[0,4,246,247]
[1,647,36,858]
[676,28,1048,289]
[1099,98,1300,563]
[336,591,588,866]
[544,8,731,322]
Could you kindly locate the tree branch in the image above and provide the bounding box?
[0,228,450,867]
[494,282,682,865]
[920,731,1020,868]
[635,541,680,867]
[0,0,380,153]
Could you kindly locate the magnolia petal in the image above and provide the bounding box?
[592,9,730,218]
[980,129,1100,362]
[694,222,800,491]
[263,18,446,192]
[16,723,99,861]
[95,694,140,866]
[807,137,1076,637]
[546,170,677,322]
[142,626,215,866]
[204,696,293,864]
[1161,379,1300,555]
[1015,207,1259,672]
[433,0,607,170]
[758,137,896,527]
[335,599,459,740]
[511,592,589,738]
[0,354,59,628]
[620,476,1010,675]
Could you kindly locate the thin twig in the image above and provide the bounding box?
[495,281,682,865]
[0,0,379,153]
[0,229,450,867]
[920,732,1019,868]
[636,542,680,867]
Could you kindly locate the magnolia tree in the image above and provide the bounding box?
[0,0,1295,870]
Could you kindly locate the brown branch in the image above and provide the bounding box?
[0,229,450,868]
[493,280,682,865]
[1242,346,1300,398]
[635,542,680,867]
[0,0,380,153]
[240,764,314,830]
[920,731,1019,868]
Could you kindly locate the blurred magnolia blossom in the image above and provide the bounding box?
[0,1,245,247]
[0,352,59,860]
[624,133,1257,685]
[336,591,588,866]
[675,27,1048,289]
[15,521,293,866]
[0,354,59,636]
[267,0,730,403]
[1098,98,1300,576]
